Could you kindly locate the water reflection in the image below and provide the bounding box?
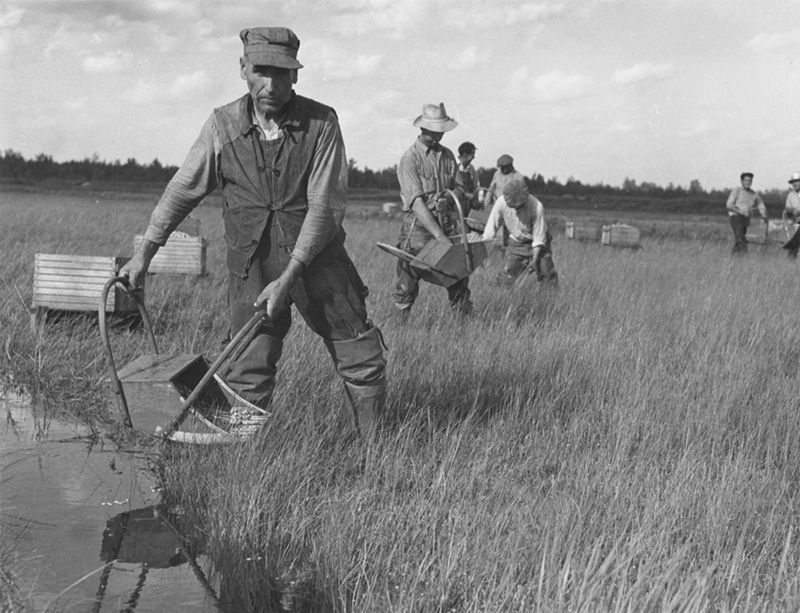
[1,393,221,612]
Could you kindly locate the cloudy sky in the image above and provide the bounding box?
[2,0,799,191]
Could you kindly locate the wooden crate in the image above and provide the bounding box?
[134,234,207,275]
[746,219,785,244]
[565,221,602,241]
[32,253,138,332]
[33,254,136,313]
[601,224,641,248]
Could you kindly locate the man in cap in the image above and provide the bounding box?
[394,103,470,317]
[456,142,481,216]
[783,172,800,258]
[120,27,387,437]
[726,172,768,255]
[482,179,558,286]
[484,154,525,209]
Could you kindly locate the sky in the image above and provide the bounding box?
[2,0,800,191]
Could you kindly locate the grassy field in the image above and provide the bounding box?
[2,185,800,611]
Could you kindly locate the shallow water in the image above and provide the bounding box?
[1,392,222,612]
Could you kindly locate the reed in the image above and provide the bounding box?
[3,187,800,611]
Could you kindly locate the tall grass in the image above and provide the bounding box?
[3,187,800,611]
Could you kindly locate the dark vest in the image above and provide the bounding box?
[214,93,343,278]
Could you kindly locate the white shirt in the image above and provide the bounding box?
[482,194,548,248]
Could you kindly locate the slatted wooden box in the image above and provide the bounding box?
[566,221,602,241]
[32,254,138,330]
[745,219,785,244]
[601,224,641,248]
[134,234,208,275]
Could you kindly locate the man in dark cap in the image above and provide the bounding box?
[482,179,558,285]
[484,154,525,209]
[726,172,768,255]
[121,27,387,437]
[456,142,481,215]
[394,103,470,318]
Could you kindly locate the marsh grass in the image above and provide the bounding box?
[3,186,800,611]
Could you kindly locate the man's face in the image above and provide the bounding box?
[459,151,475,165]
[240,59,296,116]
[792,180,800,192]
[741,176,753,189]
[420,128,444,148]
[500,164,513,175]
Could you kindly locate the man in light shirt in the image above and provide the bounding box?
[482,180,558,285]
[483,154,525,209]
[783,172,800,259]
[726,172,768,255]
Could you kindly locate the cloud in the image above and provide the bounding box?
[83,54,124,73]
[450,45,487,70]
[170,71,206,97]
[325,0,426,38]
[445,0,566,29]
[0,5,24,27]
[510,67,591,102]
[745,29,800,52]
[303,39,383,82]
[613,62,674,84]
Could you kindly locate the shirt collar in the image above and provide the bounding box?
[239,91,302,135]
[414,135,441,156]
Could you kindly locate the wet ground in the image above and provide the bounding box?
[1,392,221,612]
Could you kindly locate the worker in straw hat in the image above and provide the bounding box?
[120,27,387,437]
[482,179,558,286]
[783,172,800,259]
[725,171,768,255]
[393,102,472,318]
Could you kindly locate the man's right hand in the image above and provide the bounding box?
[119,238,160,290]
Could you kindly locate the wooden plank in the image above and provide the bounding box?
[134,235,207,275]
[32,253,136,314]
[602,224,640,247]
[566,221,601,241]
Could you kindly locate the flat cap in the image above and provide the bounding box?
[502,179,529,207]
[240,27,303,70]
[497,154,513,167]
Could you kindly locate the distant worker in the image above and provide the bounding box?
[484,154,525,209]
[783,171,800,259]
[726,171,767,255]
[394,103,470,318]
[456,142,481,215]
[120,27,387,437]
[483,179,558,286]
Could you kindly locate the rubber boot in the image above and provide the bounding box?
[325,326,388,436]
[344,379,387,438]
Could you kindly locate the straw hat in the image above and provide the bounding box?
[789,171,800,183]
[413,103,458,132]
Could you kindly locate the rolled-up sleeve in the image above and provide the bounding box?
[531,200,547,248]
[397,150,426,212]
[482,199,504,241]
[291,111,347,266]
[143,113,220,245]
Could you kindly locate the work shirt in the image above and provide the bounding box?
[485,169,525,207]
[483,194,548,248]
[786,190,800,221]
[456,162,478,198]
[143,92,347,277]
[397,137,464,212]
[726,186,766,219]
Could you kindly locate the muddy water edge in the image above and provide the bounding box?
[1,391,224,612]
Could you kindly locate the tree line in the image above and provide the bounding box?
[0,148,787,201]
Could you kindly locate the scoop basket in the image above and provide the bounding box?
[377,189,488,288]
[99,277,268,444]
